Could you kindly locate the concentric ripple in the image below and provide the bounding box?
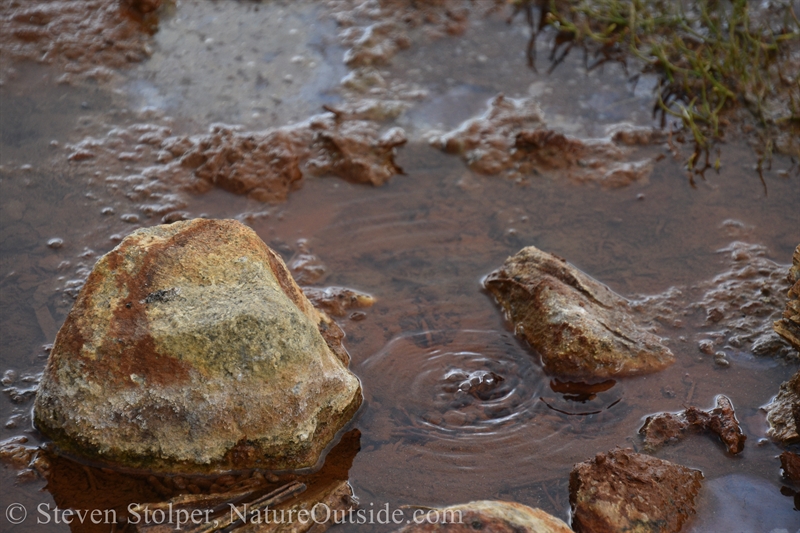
[362,329,545,437]
[355,330,631,496]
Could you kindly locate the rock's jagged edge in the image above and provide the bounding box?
[33,219,362,474]
[484,246,674,379]
[774,244,800,352]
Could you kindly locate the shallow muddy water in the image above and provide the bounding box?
[1,1,799,532]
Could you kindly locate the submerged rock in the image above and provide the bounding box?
[33,219,362,473]
[764,369,800,445]
[774,243,800,352]
[570,448,703,533]
[392,501,572,533]
[484,246,674,379]
[302,286,376,317]
[639,395,746,454]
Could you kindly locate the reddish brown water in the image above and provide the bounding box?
[1,1,799,532]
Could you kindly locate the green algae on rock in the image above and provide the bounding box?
[484,246,674,379]
[33,218,362,474]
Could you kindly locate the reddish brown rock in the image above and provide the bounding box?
[639,412,688,450]
[392,501,572,533]
[484,246,674,379]
[640,395,746,454]
[781,451,800,483]
[570,448,703,533]
[34,219,362,474]
[765,369,800,445]
[774,244,800,352]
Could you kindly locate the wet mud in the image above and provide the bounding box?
[0,0,157,82]
[1,1,800,532]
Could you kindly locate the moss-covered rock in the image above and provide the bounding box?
[34,218,362,473]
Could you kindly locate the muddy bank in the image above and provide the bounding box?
[329,0,506,68]
[62,112,405,217]
[431,95,655,186]
[0,0,157,82]
[633,241,797,363]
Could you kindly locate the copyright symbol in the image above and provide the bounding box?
[6,503,27,524]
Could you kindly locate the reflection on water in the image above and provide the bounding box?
[1,0,800,531]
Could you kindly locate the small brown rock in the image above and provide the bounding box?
[485,246,674,379]
[570,448,703,533]
[640,395,746,454]
[780,451,800,483]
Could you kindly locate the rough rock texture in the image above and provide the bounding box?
[765,369,800,445]
[484,246,674,379]
[393,501,572,533]
[570,448,703,533]
[774,244,800,351]
[33,219,362,473]
[302,287,375,317]
[781,451,800,483]
[639,395,746,454]
[431,95,653,186]
[68,115,406,214]
[0,0,155,81]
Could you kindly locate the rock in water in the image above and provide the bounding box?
[639,395,746,454]
[392,501,572,533]
[484,246,674,379]
[765,368,800,445]
[774,243,800,352]
[33,219,362,473]
[570,448,703,533]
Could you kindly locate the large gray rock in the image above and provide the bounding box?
[484,246,674,379]
[34,219,362,474]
